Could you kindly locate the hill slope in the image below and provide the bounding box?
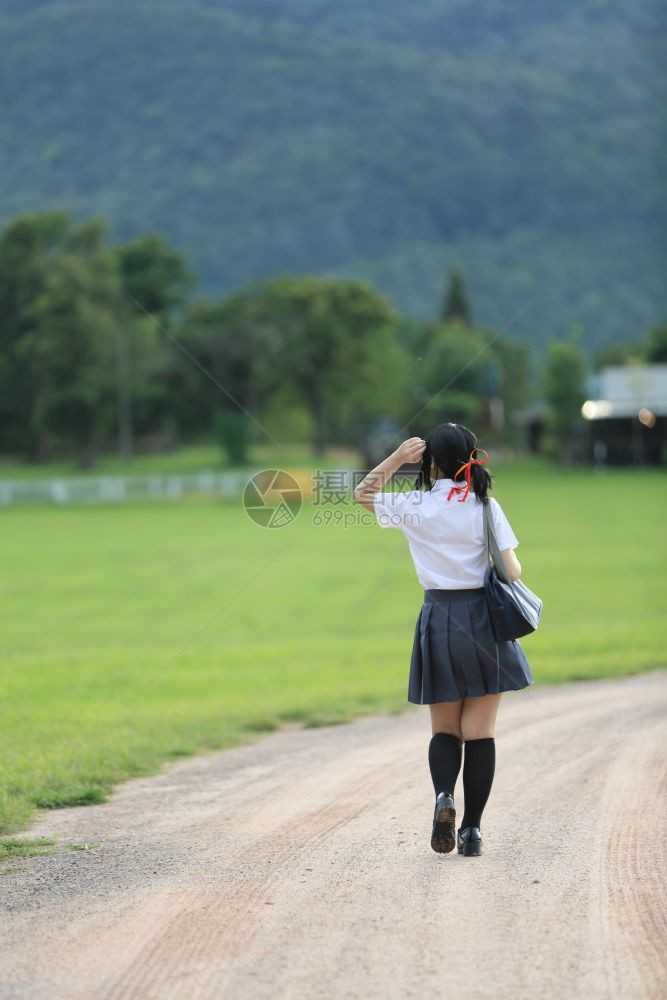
[0,0,665,352]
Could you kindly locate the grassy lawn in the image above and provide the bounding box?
[1,458,665,834]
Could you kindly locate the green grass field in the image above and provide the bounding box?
[1,458,665,835]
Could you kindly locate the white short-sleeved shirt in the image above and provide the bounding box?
[373,478,519,590]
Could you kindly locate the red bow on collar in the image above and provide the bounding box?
[446,448,489,502]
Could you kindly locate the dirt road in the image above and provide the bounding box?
[2,671,666,1000]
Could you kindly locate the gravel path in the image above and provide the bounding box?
[2,671,666,1000]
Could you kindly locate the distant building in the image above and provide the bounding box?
[513,401,549,455]
[581,364,666,465]
[513,364,667,465]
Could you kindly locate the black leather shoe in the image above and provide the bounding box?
[457,826,482,856]
[431,792,456,853]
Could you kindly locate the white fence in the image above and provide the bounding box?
[0,471,255,506]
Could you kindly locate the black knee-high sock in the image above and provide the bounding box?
[428,733,462,798]
[461,737,496,830]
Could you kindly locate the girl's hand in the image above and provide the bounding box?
[394,437,426,465]
[353,436,426,510]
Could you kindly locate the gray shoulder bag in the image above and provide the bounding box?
[482,501,543,642]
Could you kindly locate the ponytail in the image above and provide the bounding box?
[471,460,492,504]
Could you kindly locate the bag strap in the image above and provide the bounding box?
[483,500,512,585]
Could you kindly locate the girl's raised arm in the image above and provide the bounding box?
[352,437,426,512]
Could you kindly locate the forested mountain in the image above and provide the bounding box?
[1,0,665,353]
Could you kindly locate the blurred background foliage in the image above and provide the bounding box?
[0,0,665,349]
[0,209,665,468]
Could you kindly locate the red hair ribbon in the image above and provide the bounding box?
[446,448,489,502]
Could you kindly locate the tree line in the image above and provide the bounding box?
[1,211,663,468]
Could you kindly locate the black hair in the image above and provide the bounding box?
[414,422,493,503]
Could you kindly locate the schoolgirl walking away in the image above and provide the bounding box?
[353,422,534,857]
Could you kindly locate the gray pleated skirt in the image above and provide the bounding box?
[408,587,535,704]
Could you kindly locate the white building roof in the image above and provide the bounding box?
[584,364,667,419]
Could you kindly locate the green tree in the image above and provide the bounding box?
[255,276,402,455]
[488,334,533,441]
[441,267,472,326]
[0,212,118,463]
[592,321,667,371]
[177,291,282,464]
[644,322,667,362]
[116,235,194,319]
[593,339,645,370]
[0,213,194,464]
[541,334,588,462]
[410,316,532,441]
[411,321,487,433]
[112,235,194,459]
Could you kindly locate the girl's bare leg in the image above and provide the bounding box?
[429,700,463,740]
[460,692,503,740]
